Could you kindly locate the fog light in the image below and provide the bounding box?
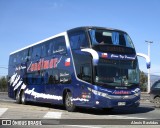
[96,101,99,104]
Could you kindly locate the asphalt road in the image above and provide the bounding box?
[0,92,160,128]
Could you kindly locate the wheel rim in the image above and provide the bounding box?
[66,94,73,108]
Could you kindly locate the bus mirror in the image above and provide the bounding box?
[137,53,151,69]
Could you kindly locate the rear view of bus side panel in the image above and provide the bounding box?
[8,54,15,98]
[8,49,29,99]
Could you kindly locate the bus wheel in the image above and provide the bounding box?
[65,92,76,112]
[21,90,27,105]
[15,91,21,104]
[154,97,160,108]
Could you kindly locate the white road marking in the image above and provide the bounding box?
[43,111,146,120]
[0,99,14,102]
[0,108,8,117]
[43,112,62,119]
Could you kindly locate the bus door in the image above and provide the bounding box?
[74,63,93,105]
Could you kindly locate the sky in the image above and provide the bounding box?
[0,0,160,76]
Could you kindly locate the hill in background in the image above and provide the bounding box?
[150,74,160,86]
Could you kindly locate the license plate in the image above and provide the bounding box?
[118,102,126,106]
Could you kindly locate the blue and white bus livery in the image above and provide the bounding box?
[8,26,140,112]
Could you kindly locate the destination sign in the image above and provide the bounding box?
[99,58,137,68]
[93,45,136,54]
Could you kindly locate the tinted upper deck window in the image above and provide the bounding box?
[68,31,89,50]
[89,29,134,48]
[53,36,67,55]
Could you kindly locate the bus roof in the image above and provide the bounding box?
[10,26,127,55]
[67,26,127,33]
[10,32,67,55]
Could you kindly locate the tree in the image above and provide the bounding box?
[0,76,7,92]
[140,71,148,92]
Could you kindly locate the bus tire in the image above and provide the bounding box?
[21,90,27,105]
[65,92,76,112]
[15,91,21,104]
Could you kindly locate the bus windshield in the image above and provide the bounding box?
[95,59,139,86]
[89,29,134,48]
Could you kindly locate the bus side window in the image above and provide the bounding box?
[10,54,16,66]
[17,52,21,64]
[9,54,16,69]
[52,69,59,84]
[26,49,30,61]
[35,71,41,85]
[49,41,54,55]
[20,49,29,62]
[48,69,54,84]
[31,45,41,60]
[80,64,92,83]
[27,48,32,61]
[43,69,59,84]
[43,70,49,84]
[13,55,17,65]
[41,44,47,57]
[41,40,53,57]
[27,73,33,84]
[16,53,20,64]
[53,36,67,55]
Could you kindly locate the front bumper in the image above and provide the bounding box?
[93,95,140,108]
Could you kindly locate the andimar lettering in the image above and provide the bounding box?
[30,58,58,72]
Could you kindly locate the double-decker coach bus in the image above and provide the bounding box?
[8,26,140,112]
